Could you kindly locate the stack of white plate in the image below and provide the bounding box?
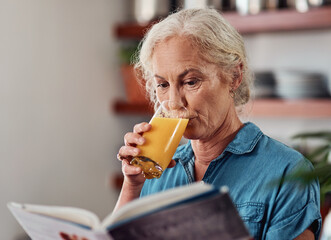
[275,70,329,99]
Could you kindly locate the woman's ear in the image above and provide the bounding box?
[231,63,243,90]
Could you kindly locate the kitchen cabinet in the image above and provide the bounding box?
[113,6,331,118]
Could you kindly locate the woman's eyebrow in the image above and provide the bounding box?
[154,68,203,80]
[154,74,166,80]
[179,68,203,79]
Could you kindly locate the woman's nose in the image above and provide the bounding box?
[168,101,181,110]
[169,87,185,108]
[165,100,188,119]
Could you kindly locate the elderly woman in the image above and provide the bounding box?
[115,8,321,240]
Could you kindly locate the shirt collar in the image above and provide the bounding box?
[174,122,263,164]
[224,122,263,154]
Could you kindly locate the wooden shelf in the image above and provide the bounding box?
[114,6,331,37]
[224,6,331,34]
[113,99,331,118]
[245,99,331,118]
[113,100,153,115]
[114,22,154,39]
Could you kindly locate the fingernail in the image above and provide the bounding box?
[134,148,139,155]
[138,137,145,145]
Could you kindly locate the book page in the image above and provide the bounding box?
[9,202,101,229]
[101,182,214,229]
[8,203,111,240]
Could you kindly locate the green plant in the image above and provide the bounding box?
[290,131,331,203]
[118,42,140,65]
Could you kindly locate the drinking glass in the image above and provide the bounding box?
[130,100,188,179]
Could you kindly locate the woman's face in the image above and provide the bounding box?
[152,36,235,140]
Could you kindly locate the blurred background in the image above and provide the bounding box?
[1,0,331,239]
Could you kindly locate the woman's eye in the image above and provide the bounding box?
[184,79,200,87]
[186,80,196,86]
[157,82,169,88]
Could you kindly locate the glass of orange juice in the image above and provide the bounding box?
[130,100,188,179]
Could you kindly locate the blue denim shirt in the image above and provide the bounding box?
[140,122,321,239]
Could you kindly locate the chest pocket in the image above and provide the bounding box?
[236,202,265,240]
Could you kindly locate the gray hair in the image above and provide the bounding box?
[134,8,253,107]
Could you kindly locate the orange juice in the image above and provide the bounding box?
[131,117,188,179]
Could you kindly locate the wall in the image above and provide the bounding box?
[245,30,331,76]
[0,1,129,239]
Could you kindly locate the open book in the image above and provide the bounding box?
[8,183,251,240]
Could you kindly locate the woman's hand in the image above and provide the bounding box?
[114,121,177,212]
[117,122,151,186]
[113,122,151,211]
[118,121,177,183]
